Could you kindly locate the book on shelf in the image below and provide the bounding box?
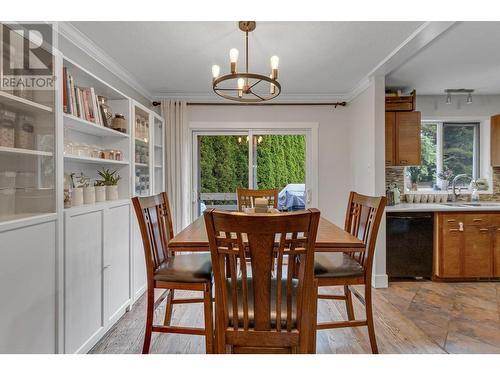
[63,68,105,127]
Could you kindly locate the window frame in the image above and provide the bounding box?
[410,121,480,191]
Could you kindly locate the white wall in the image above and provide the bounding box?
[188,105,353,226]
[347,76,387,287]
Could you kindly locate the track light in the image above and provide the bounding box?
[444,89,474,105]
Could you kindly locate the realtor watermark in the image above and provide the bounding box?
[1,23,55,91]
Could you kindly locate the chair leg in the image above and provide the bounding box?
[203,284,214,354]
[143,288,155,354]
[364,284,378,354]
[344,285,355,321]
[163,289,174,326]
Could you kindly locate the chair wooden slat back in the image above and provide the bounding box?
[204,208,320,352]
[343,192,386,274]
[237,188,279,211]
[132,192,175,274]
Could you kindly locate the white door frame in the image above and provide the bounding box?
[190,122,319,221]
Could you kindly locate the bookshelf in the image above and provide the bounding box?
[62,57,132,204]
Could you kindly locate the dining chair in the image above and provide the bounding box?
[132,192,213,354]
[204,208,321,354]
[236,188,279,211]
[314,192,386,353]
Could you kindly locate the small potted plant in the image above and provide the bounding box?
[94,179,106,202]
[406,167,420,191]
[437,169,453,191]
[96,168,121,201]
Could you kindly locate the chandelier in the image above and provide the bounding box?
[211,21,281,102]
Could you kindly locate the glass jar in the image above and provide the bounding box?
[111,114,127,133]
[16,115,35,149]
[74,143,90,157]
[0,108,16,148]
[64,141,74,155]
[90,145,102,159]
[115,150,122,161]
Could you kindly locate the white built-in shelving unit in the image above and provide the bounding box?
[0,26,165,354]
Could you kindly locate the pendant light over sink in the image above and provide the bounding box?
[211,21,281,102]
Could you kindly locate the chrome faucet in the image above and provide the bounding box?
[451,174,473,201]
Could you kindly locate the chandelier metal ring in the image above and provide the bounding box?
[213,73,281,103]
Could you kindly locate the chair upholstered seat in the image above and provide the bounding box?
[154,253,212,283]
[227,278,299,329]
[314,253,364,279]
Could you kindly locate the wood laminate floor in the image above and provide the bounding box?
[90,281,500,354]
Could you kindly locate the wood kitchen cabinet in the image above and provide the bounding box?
[491,114,500,166]
[385,111,421,166]
[435,212,500,279]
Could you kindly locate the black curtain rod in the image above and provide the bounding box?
[152,101,347,108]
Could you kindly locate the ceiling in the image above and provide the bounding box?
[69,21,424,99]
[386,22,500,95]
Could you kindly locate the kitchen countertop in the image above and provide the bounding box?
[386,202,500,212]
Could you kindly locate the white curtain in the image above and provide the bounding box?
[161,99,190,233]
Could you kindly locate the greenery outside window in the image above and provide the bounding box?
[406,122,480,191]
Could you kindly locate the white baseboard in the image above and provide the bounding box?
[372,274,388,288]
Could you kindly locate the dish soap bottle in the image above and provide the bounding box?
[393,184,401,205]
[470,181,480,202]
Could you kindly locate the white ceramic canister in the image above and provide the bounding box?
[83,186,96,205]
[0,171,16,189]
[72,187,84,206]
[0,188,15,216]
[95,186,106,202]
[106,185,118,201]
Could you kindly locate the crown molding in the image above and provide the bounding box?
[57,22,153,101]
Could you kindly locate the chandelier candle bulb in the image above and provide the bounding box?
[237,78,245,97]
[270,55,279,79]
[211,65,220,80]
[230,48,239,73]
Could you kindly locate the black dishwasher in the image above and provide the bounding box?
[386,212,434,279]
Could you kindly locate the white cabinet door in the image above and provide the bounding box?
[132,214,147,303]
[65,209,104,353]
[0,219,57,353]
[104,202,131,325]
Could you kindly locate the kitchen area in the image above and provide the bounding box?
[384,89,500,281]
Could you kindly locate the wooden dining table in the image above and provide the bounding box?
[169,215,365,253]
[168,213,364,353]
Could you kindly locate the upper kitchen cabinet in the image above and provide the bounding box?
[385,111,421,166]
[491,114,500,166]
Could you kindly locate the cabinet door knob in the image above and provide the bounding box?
[479,228,489,232]
[103,264,111,269]
[473,218,483,222]
[459,222,464,232]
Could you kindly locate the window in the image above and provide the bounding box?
[406,122,480,191]
[194,132,308,214]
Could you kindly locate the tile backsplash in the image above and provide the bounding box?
[385,166,500,201]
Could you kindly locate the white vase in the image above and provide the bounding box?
[95,186,106,202]
[72,187,83,206]
[106,185,118,201]
[83,186,96,205]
